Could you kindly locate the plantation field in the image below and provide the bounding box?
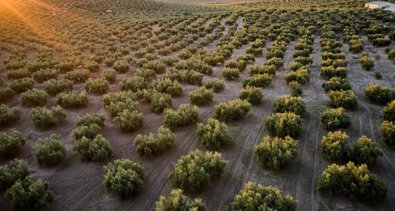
[2,0,395,210]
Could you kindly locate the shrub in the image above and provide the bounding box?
[197,118,233,149]
[55,61,74,72]
[374,70,382,79]
[0,105,20,126]
[361,55,374,70]
[43,79,73,95]
[7,68,30,80]
[76,113,105,127]
[0,129,25,158]
[273,96,305,115]
[232,182,297,211]
[21,88,48,106]
[147,92,172,113]
[104,159,144,198]
[320,66,347,79]
[153,78,183,97]
[383,100,395,121]
[265,112,302,138]
[248,64,276,76]
[214,99,251,122]
[169,69,203,85]
[65,69,90,82]
[348,136,382,166]
[0,159,29,189]
[32,69,58,83]
[175,59,212,75]
[364,84,394,105]
[85,78,109,94]
[321,130,348,161]
[34,135,66,167]
[114,110,144,132]
[134,126,175,156]
[113,60,129,73]
[242,74,272,88]
[239,86,262,105]
[285,67,309,85]
[143,60,166,73]
[381,120,395,145]
[74,135,112,161]
[9,78,34,93]
[73,124,102,140]
[328,90,357,109]
[30,106,66,129]
[0,87,16,102]
[164,104,199,129]
[189,87,213,106]
[57,91,88,108]
[322,77,351,92]
[289,81,302,97]
[6,175,53,210]
[317,162,387,204]
[121,76,147,92]
[222,68,239,80]
[169,150,228,192]
[204,79,225,93]
[254,136,297,169]
[102,69,117,83]
[155,189,205,211]
[321,107,351,130]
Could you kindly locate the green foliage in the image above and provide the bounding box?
[239,86,262,105]
[0,87,16,102]
[383,100,395,121]
[242,74,272,88]
[288,81,302,97]
[321,107,350,130]
[6,175,53,210]
[155,189,205,211]
[0,129,25,158]
[204,79,225,93]
[74,135,112,161]
[232,182,297,211]
[361,54,374,70]
[113,60,129,73]
[9,78,34,93]
[169,69,203,85]
[317,162,387,204]
[380,120,395,145]
[21,88,48,106]
[0,159,30,189]
[34,134,66,167]
[222,67,240,80]
[43,79,73,95]
[321,130,348,161]
[265,112,302,138]
[0,105,20,127]
[273,96,305,115]
[146,91,172,113]
[197,118,233,149]
[364,83,394,105]
[328,90,357,109]
[73,124,102,140]
[102,69,117,83]
[76,113,105,127]
[30,106,66,129]
[285,67,309,85]
[214,99,251,122]
[254,136,297,169]
[104,159,144,199]
[320,66,347,79]
[374,70,382,79]
[153,78,183,97]
[114,110,144,132]
[57,91,88,108]
[322,77,351,92]
[169,150,228,192]
[134,126,175,156]
[65,69,90,82]
[189,87,213,106]
[348,136,382,166]
[85,78,109,94]
[32,68,58,83]
[121,76,147,92]
[164,104,199,129]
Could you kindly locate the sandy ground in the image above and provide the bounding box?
[1,16,395,211]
